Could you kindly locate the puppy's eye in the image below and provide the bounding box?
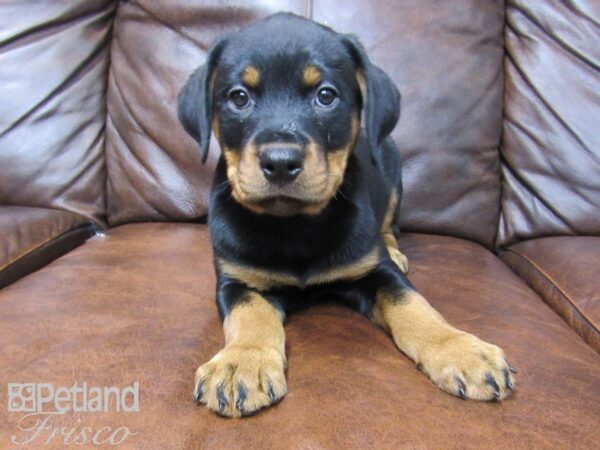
[228,89,250,109]
[316,87,338,107]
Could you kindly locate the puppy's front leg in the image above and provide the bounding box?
[194,285,286,417]
[370,264,515,401]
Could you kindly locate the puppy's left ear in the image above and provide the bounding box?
[342,35,400,165]
[177,38,228,163]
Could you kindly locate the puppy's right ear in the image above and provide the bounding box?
[177,39,228,163]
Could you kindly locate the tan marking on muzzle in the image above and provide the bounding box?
[221,115,360,217]
[302,115,360,215]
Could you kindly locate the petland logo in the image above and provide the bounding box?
[6,382,139,446]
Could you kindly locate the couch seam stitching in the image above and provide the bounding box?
[503,248,599,335]
[0,224,95,273]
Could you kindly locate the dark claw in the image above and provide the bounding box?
[485,373,501,400]
[217,384,228,413]
[506,360,518,374]
[194,380,205,404]
[455,376,467,400]
[503,368,514,390]
[267,382,276,403]
[235,383,247,411]
[416,363,423,372]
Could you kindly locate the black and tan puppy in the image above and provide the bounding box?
[178,13,515,418]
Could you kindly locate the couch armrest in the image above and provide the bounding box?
[501,236,600,353]
[0,206,96,289]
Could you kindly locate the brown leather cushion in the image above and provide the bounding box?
[106,1,504,249]
[1,225,598,448]
[0,1,115,224]
[499,0,600,246]
[0,206,95,289]
[502,237,600,353]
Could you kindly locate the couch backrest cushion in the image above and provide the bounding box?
[106,0,506,248]
[0,0,115,224]
[499,0,600,247]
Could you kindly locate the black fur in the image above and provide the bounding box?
[342,34,401,167]
[178,38,228,162]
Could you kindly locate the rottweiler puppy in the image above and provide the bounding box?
[178,12,515,418]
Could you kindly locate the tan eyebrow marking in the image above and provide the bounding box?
[302,65,322,86]
[242,65,261,88]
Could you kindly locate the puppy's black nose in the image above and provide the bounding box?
[259,147,304,184]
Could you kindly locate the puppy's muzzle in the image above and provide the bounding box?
[258,145,304,185]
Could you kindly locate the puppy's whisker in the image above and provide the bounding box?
[333,188,348,201]
[213,180,230,192]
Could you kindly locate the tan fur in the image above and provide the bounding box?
[222,293,285,352]
[306,247,380,285]
[356,71,367,106]
[373,290,514,401]
[302,116,360,215]
[380,190,397,236]
[220,116,360,216]
[223,143,272,214]
[379,190,409,273]
[218,246,380,291]
[223,140,329,215]
[218,258,300,291]
[194,292,287,418]
[242,65,261,88]
[212,116,221,143]
[302,65,322,86]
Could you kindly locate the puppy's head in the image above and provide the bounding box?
[178,13,400,216]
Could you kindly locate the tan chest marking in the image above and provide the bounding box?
[218,259,300,291]
[305,247,380,286]
[218,247,380,291]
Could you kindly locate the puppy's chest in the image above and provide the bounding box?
[217,245,380,292]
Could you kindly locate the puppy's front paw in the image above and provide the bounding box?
[419,331,516,401]
[194,345,287,418]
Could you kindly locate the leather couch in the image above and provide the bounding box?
[1,1,599,448]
